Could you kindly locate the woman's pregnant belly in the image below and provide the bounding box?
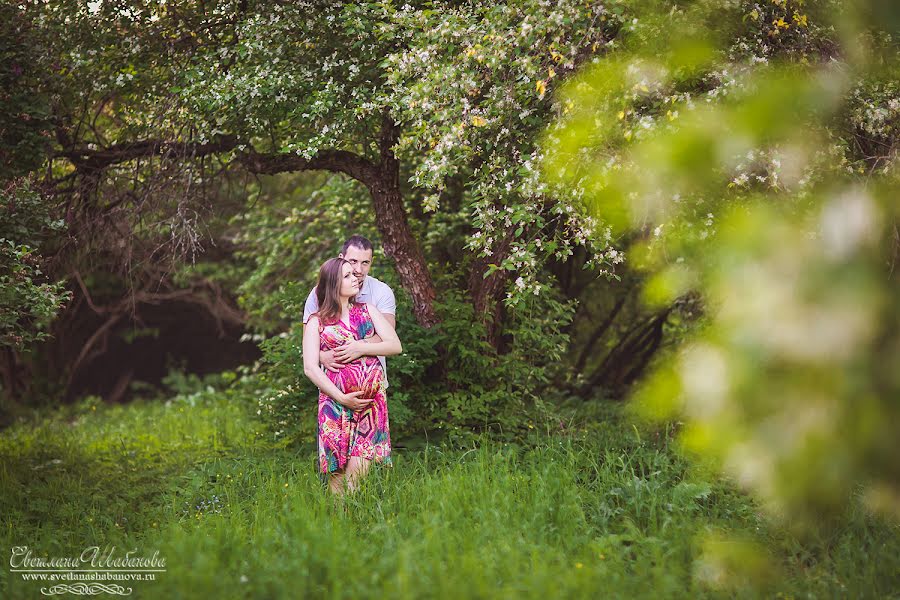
[328,357,384,398]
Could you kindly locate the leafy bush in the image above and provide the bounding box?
[253,279,576,446]
[0,179,71,350]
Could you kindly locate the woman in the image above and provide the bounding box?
[302,257,402,495]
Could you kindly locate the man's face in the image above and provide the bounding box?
[339,245,373,286]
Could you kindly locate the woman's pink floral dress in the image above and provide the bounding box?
[316,302,392,474]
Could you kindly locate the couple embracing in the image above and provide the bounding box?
[301,235,401,495]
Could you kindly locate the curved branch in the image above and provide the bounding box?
[55,133,383,188]
[57,134,240,172]
[238,149,379,185]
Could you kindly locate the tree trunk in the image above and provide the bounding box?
[368,115,438,328]
[572,292,630,373]
[579,306,672,397]
[467,227,516,349]
[369,183,438,327]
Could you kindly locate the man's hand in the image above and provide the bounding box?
[333,340,366,363]
[320,348,346,373]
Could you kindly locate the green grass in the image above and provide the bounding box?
[1,394,897,599]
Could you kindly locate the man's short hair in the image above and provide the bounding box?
[341,235,374,255]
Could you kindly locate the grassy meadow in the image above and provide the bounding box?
[1,392,897,599]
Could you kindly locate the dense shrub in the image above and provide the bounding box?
[253,280,576,445]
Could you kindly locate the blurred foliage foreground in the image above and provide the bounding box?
[544,0,899,533]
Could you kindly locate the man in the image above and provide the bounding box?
[302,235,397,387]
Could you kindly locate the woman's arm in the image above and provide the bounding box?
[302,321,345,373]
[303,317,371,411]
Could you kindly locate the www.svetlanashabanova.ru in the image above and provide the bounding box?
[10,546,166,569]
[21,572,157,581]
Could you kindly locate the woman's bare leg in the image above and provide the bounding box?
[344,457,372,492]
[328,471,347,495]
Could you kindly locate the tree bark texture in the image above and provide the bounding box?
[467,226,517,350]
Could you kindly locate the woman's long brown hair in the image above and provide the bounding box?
[313,258,356,325]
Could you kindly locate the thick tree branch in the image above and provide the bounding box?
[572,292,629,373]
[55,134,384,186]
[239,149,379,184]
[57,134,240,172]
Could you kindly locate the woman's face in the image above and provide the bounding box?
[339,261,360,298]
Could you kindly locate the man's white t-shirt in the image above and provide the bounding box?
[302,275,396,387]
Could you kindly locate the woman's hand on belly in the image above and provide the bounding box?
[337,390,374,413]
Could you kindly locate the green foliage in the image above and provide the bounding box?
[253,327,319,446]
[547,0,900,534]
[0,180,71,350]
[385,0,627,300]
[0,4,55,180]
[229,174,375,332]
[633,191,900,527]
[158,367,232,401]
[381,283,576,439]
[27,0,631,308]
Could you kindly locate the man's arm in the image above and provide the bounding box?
[367,284,396,342]
[334,307,399,363]
[357,284,396,346]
